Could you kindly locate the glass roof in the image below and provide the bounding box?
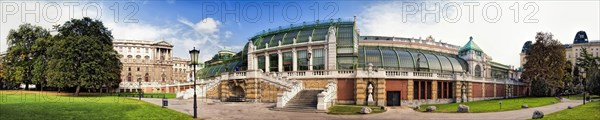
[358,46,467,72]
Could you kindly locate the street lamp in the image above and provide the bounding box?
[580,68,586,104]
[138,79,142,100]
[189,47,200,118]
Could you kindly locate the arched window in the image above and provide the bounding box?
[144,73,149,82]
[475,65,482,77]
[127,73,132,82]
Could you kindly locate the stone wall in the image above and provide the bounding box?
[258,81,285,103]
[355,78,385,106]
[301,79,329,89]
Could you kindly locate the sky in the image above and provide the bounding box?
[0,0,599,67]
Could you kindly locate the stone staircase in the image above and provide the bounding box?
[276,90,326,113]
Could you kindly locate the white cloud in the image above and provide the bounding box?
[224,31,233,39]
[0,1,237,62]
[358,1,600,67]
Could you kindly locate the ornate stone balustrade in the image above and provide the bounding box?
[317,80,337,110]
[276,80,304,108]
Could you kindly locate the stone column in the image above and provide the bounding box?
[432,80,438,100]
[326,26,337,70]
[493,83,497,98]
[264,52,270,72]
[482,82,486,98]
[376,78,386,106]
[407,79,414,101]
[278,50,283,72]
[308,46,313,70]
[245,79,259,102]
[292,48,298,71]
[355,78,366,105]
[455,81,462,102]
[219,81,229,101]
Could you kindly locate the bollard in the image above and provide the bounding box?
[162,97,168,108]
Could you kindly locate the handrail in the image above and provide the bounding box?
[276,80,304,108]
[317,80,336,110]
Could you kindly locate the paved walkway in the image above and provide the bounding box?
[142,98,582,120]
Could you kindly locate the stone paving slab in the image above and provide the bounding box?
[142,98,582,120]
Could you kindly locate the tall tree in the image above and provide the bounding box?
[522,32,567,96]
[46,17,122,95]
[3,23,50,89]
[576,48,600,95]
[562,61,574,94]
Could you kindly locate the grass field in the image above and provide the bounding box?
[541,101,600,120]
[419,97,559,113]
[0,90,193,120]
[328,105,386,115]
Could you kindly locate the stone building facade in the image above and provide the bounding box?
[195,18,527,109]
[113,39,191,91]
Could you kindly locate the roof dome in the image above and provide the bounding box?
[459,36,484,53]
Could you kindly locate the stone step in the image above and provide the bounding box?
[276,108,326,113]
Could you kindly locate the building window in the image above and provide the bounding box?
[257,56,265,72]
[475,65,482,77]
[128,67,131,71]
[127,73,132,82]
[297,50,308,70]
[437,81,454,99]
[269,53,278,72]
[413,80,432,100]
[283,52,293,71]
[312,49,325,70]
[137,67,140,71]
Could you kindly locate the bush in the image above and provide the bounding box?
[532,79,550,97]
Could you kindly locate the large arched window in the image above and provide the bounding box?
[127,73,132,82]
[475,65,482,77]
[144,73,149,82]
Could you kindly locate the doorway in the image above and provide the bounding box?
[386,91,401,106]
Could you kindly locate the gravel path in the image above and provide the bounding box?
[142,98,582,120]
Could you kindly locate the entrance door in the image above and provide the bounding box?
[386,91,401,106]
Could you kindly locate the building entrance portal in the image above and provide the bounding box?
[226,82,247,102]
[386,91,401,106]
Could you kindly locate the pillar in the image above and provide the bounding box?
[264,52,270,72]
[407,79,414,101]
[292,48,298,71]
[376,79,386,106]
[355,78,366,105]
[431,80,438,100]
[245,79,259,102]
[278,50,283,72]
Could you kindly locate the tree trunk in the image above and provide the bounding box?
[74,85,81,96]
[25,83,29,90]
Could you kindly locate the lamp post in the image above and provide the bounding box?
[189,47,200,118]
[138,80,142,100]
[580,68,586,104]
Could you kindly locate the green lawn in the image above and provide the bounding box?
[561,94,600,100]
[0,90,193,120]
[541,101,600,120]
[328,105,386,115]
[419,97,559,113]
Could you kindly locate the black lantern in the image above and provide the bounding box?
[189,47,200,118]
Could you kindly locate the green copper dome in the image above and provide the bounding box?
[459,36,484,53]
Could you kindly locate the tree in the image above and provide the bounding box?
[2,23,50,89]
[522,32,567,96]
[31,36,54,90]
[562,61,574,94]
[46,17,122,95]
[576,48,600,95]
